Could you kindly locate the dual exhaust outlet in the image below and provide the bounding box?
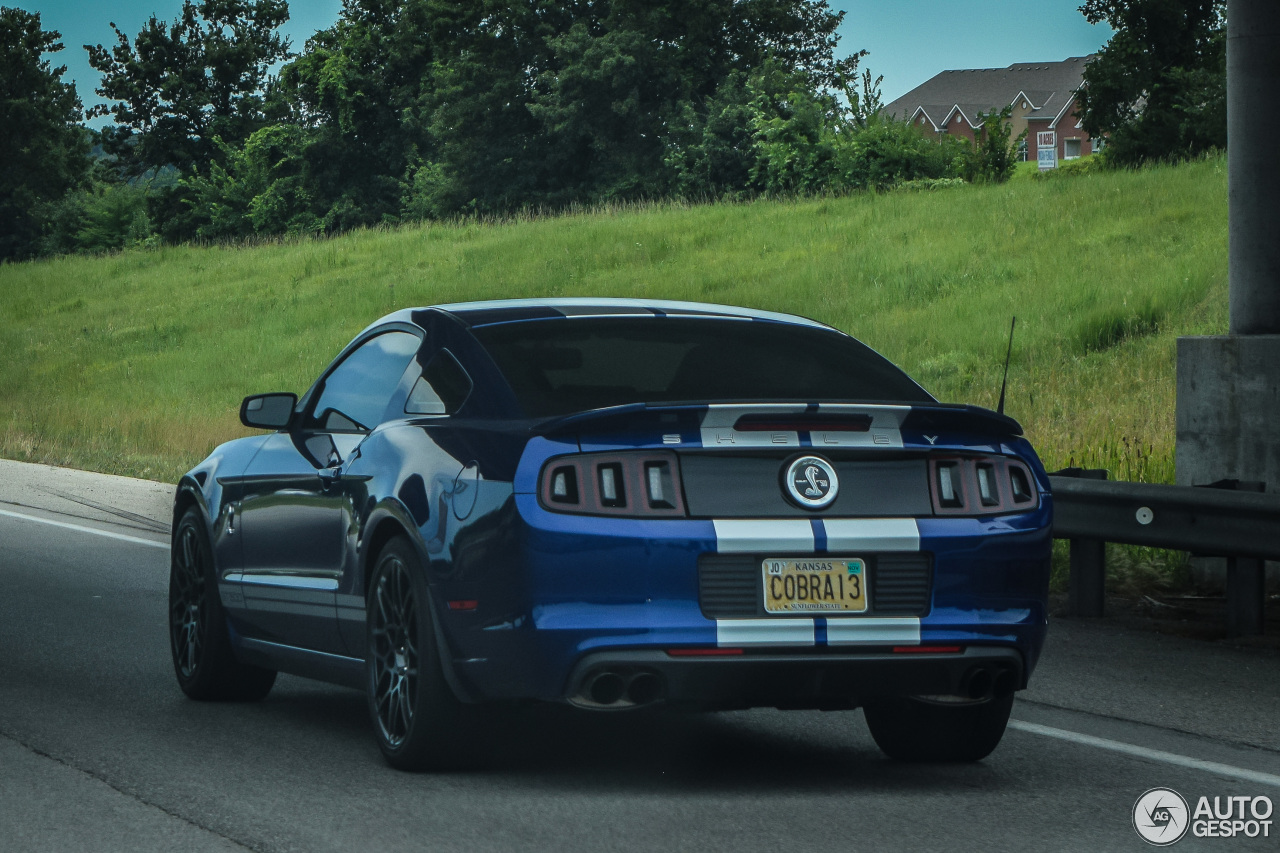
[573,668,664,709]
[960,665,1017,701]
[574,662,1013,708]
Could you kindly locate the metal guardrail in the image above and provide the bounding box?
[1048,470,1278,637]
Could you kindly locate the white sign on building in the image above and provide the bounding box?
[1037,131,1057,170]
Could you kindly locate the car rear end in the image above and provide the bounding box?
[442,306,1052,712]
[499,404,1050,712]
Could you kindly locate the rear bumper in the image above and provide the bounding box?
[563,646,1024,712]
[439,494,1051,706]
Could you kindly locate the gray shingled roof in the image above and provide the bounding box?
[884,57,1093,129]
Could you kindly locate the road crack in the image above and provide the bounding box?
[0,727,262,852]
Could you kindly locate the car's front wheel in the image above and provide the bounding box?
[862,692,1014,762]
[366,536,469,771]
[168,507,276,701]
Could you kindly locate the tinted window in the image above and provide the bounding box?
[311,331,420,431]
[405,349,472,415]
[473,318,932,417]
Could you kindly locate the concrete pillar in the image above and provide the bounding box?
[1177,0,1280,604]
[1227,0,1280,333]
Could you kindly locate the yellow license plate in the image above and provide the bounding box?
[762,557,868,614]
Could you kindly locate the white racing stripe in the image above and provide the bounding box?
[716,618,815,646]
[1008,720,1280,788]
[696,403,912,449]
[714,616,922,647]
[826,617,921,645]
[712,518,921,554]
[823,518,920,552]
[0,507,168,550]
[713,519,815,553]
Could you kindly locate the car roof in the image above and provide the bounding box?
[368,298,836,334]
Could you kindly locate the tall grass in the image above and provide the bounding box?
[0,154,1226,485]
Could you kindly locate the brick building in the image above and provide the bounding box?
[883,56,1099,166]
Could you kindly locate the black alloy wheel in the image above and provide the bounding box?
[366,536,469,770]
[370,551,418,748]
[168,507,276,701]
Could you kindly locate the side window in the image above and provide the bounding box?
[405,349,472,415]
[311,331,421,431]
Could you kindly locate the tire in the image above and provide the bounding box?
[168,506,277,701]
[366,536,470,771]
[863,692,1014,762]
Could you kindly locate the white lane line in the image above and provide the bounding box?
[0,507,169,550]
[1009,720,1280,788]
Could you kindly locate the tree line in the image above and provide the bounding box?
[1,0,1226,262]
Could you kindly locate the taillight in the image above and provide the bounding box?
[935,462,964,508]
[928,455,1038,515]
[539,452,686,517]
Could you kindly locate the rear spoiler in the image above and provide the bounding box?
[902,404,1023,437]
[532,402,1023,439]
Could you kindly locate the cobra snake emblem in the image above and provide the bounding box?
[802,465,828,497]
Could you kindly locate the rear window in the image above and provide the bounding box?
[472,318,933,417]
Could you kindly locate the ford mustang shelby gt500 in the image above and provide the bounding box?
[169,298,1051,769]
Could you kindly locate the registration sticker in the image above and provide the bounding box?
[762,557,868,614]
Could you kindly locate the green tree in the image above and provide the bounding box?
[836,115,966,190]
[274,0,441,227]
[501,0,856,208]
[182,124,321,238]
[39,180,154,254]
[846,68,884,130]
[0,7,89,260]
[744,61,843,195]
[290,0,858,223]
[959,105,1024,183]
[1077,0,1226,165]
[86,0,291,175]
[665,72,758,200]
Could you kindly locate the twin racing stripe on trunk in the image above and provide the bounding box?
[697,403,910,449]
[712,518,920,554]
[710,517,924,647]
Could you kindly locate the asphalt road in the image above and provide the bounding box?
[2,500,1280,852]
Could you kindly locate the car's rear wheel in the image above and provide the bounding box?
[169,507,276,701]
[862,692,1014,762]
[366,536,469,771]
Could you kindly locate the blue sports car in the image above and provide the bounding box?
[169,298,1052,769]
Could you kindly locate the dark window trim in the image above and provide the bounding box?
[405,347,473,418]
[301,326,425,434]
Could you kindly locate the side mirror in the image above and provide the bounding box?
[240,393,297,429]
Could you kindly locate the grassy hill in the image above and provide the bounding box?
[0,155,1227,486]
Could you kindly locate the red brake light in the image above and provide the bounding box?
[733,414,872,433]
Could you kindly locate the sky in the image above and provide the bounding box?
[24,0,1112,126]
